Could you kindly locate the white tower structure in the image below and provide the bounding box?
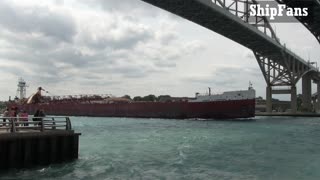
[16,78,28,99]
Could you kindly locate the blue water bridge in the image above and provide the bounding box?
[140,0,320,113]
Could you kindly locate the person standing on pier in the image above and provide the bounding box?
[10,107,18,117]
[33,109,45,126]
[9,107,19,131]
[2,108,9,126]
[19,110,29,126]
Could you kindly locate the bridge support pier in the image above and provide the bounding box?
[266,86,272,113]
[266,85,297,113]
[317,83,320,113]
[291,85,297,114]
[302,73,312,112]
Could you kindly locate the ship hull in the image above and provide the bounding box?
[15,99,255,119]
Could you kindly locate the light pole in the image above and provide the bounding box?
[310,62,318,71]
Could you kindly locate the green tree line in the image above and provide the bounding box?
[122,95,172,102]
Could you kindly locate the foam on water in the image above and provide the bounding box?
[1,116,320,180]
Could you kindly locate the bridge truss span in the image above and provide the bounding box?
[275,0,320,44]
[209,0,315,85]
[211,0,280,44]
[140,0,320,113]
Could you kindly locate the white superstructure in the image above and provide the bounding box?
[190,87,256,102]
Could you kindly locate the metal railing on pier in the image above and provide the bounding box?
[0,116,72,133]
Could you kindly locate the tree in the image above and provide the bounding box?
[142,94,157,102]
[133,96,143,101]
[158,95,171,102]
[256,96,263,100]
[0,101,7,112]
[122,95,131,100]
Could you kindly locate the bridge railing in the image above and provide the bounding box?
[0,116,72,133]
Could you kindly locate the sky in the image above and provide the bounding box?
[0,0,319,101]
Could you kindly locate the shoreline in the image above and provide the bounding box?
[256,112,320,117]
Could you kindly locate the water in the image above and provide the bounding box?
[1,116,320,180]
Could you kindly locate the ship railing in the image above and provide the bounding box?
[0,116,72,133]
[271,87,291,91]
[196,93,221,97]
[46,93,115,100]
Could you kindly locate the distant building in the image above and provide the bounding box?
[255,97,291,112]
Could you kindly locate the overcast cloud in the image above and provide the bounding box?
[0,0,319,100]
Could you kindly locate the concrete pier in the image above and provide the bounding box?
[0,131,80,169]
[317,83,320,112]
[256,112,320,117]
[266,85,297,114]
[291,85,297,114]
[266,86,272,113]
[302,73,312,111]
[0,117,80,170]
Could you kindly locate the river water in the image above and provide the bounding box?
[1,116,320,180]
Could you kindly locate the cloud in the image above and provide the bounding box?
[76,14,153,50]
[0,0,76,43]
[79,0,160,16]
[3,0,314,100]
[0,0,206,99]
[181,65,263,90]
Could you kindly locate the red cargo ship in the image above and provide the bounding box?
[11,85,256,119]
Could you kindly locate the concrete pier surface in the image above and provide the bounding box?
[0,117,80,170]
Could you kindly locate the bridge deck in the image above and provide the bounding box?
[276,0,320,43]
